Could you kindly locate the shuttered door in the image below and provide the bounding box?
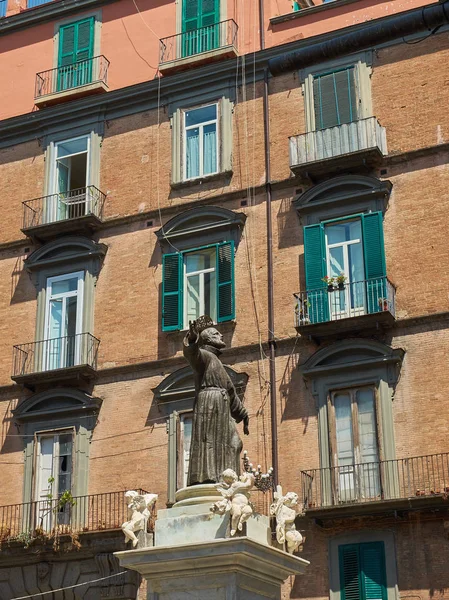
[182,0,219,56]
[162,253,183,331]
[339,542,387,600]
[303,223,328,323]
[217,241,235,322]
[361,212,387,314]
[58,18,94,91]
[313,67,357,131]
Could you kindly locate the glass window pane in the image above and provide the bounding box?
[357,388,378,464]
[181,414,193,488]
[59,435,73,456]
[328,246,344,279]
[204,271,217,321]
[334,392,354,466]
[51,277,78,295]
[203,123,217,175]
[185,105,217,127]
[66,296,78,337]
[186,273,201,322]
[57,137,88,158]
[49,300,63,338]
[186,128,200,179]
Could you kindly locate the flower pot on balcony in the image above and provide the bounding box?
[338,282,345,290]
[327,285,334,292]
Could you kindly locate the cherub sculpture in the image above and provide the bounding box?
[121,490,158,548]
[270,485,304,554]
[211,469,255,536]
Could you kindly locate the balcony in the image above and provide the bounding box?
[0,489,153,544]
[159,20,238,75]
[22,186,106,241]
[301,453,449,521]
[289,117,387,178]
[294,277,395,339]
[12,333,100,389]
[35,56,109,108]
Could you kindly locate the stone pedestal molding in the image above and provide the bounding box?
[115,537,309,600]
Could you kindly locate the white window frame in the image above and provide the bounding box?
[43,271,85,370]
[182,246,217,329]
[182,102,220,181]
[51,134,91,193]
[34,427,75,531]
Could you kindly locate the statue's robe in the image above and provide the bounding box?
[183,335,248,485]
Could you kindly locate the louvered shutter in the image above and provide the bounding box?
[303,223,328,323]
[339,544,362,600]
[182,0,200,56]
[361,212,386,314]
[162,253,182,331]
[58,19,94,90]
[361,542,387,600]
[217,241,235,322]
[200,0,219,51]
[313,68,357,131]
[59,24,76,67]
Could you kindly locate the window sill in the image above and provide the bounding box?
[171,170,233,191]
[270,0,362,25]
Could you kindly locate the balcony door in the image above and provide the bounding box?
[43,272,84,371]
[47,136,90,224]
[329,387,381,503]
[35,432,73,532]
[57,18,95,92]
[325,219,365,320]
[182,0,220,57]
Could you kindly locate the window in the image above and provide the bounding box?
[58,18,95,92]
[162,241,234,331]
[304,212,386,323]
[182,0,220,57]
[178,413,193,488]
[44,272,84,370]
[329,387,380,503]
[339,542,387,600]
[0,0,6,17]
[47,135,91,223]
[183,104,219,180]
[35,430,74,531]
[313,68,357,130]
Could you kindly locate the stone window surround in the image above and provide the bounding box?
[301,340,404,503]
[170,95,234,187]
[329,530,399,600]
[153,365,248,506]
[24,236,107,343]
[299,51,373,133]
[51,9,103,71]
[13,388,102,504]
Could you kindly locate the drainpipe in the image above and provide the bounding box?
[259,0,279,485]
[268,0,449,76]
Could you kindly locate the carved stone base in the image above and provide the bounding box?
[116,537,309,600]
[174,483,222,507]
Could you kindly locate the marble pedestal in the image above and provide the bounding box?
[116,537,309,600]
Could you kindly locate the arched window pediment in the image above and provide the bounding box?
[154,365,248,408]
[156,206,246,252]
[13,388,102,422]
[302,339,404,379]
[25,236,107,272]
[293,175,392,225]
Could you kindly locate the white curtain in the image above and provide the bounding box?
[203,125,217,175]
[186,129,200,179]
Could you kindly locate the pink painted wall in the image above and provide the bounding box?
[0,0,434,121]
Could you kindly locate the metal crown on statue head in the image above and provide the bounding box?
[195,315,214,333]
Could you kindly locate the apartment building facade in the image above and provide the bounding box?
[0,0,448,597]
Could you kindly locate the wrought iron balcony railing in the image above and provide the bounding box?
[160,19,238,65]
[12,333,100,379]
[289,117,387,170]
[0,490,153,540]
[294,277,395,327]
[35,55,109,100]
[301,453,449,511]
[22,186,106,230]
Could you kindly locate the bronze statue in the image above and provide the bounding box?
[183,316,249,486]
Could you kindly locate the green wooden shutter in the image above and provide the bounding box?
[304,223,328,323]
[339,544,362,600]
[58,18,94,90]
[361,542,387,600]
[182,0,219,56]
[313,67,357,130]
[162,253,183,331]
[216,241,235,322]
[361,212,387,314]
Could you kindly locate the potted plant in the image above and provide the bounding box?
[299,299,311,324]
[378,297,389,311]
[336,273,347,290]
[321,276,335,292]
